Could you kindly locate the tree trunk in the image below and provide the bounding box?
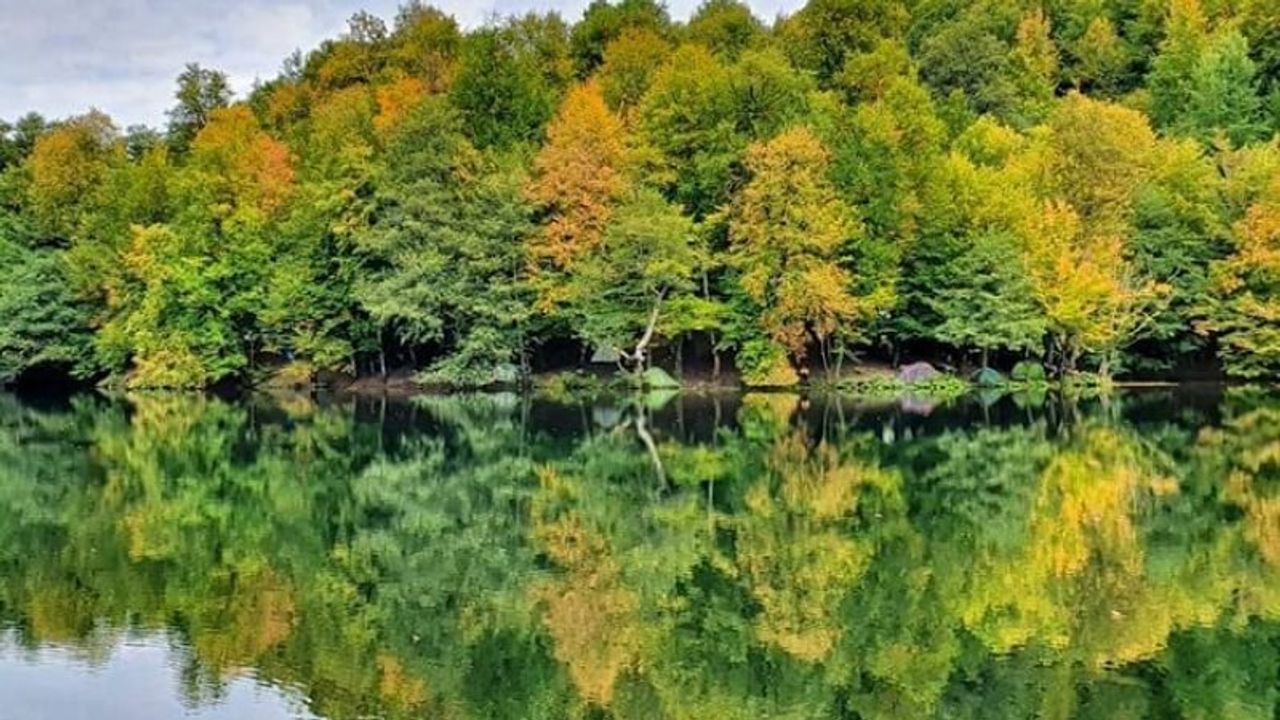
[711,333,721,380]
[819,336,831,380]
[625,290,666,374]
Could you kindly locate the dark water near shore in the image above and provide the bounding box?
[1,385,1278,719]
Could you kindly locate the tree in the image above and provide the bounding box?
[187,106,295,217]
[635,44,809,219]
[92,107,293,388]
[1197,177,1280,378]
[1019,202,1164,376]
[910,153,1046,366]
[97,223,264,388]
[0,216,94,384]
[0,113,46,171]
[559,188,700,372]
[836,39,912,105]
[1036,93,1157,233]
[686,0,763,59]
[25,110,120,240]
[527,82,629,275]
[1127,137,1227,363]
[917,12,1017,119]
[388,2,460,91]
[598,28,671,117]
[1069,16,1128,95]
[570,0,670,77]
[636,45,739,218]
[779,0,909,87]
[1181,30,1267,147]
[450,28,557,149]
[356,100,533,385]
[822,75,943,352]
[724,128,863,380]
[166,63,232,154]
[1148,0,1210,132]
[1008,9,1059,126]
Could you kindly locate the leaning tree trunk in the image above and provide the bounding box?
[621,290,667,375]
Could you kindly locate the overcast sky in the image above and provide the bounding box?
[0,0,802,129]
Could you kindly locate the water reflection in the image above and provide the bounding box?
[0,629,317,720]
[0,386,1277,719]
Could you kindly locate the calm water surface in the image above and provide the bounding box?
[1,386,1278,719]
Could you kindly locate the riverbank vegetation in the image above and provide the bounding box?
[2,0,1280,389]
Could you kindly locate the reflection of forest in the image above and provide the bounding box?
[0,387,1278,719]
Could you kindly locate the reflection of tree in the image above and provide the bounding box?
[531,469,649,707]
[2,390,1280,718]
[735,429,897,662]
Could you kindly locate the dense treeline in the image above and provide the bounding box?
[2,0,1279,388]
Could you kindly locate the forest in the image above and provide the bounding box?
[1,0,1279,389]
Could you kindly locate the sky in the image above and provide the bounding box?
[0,0,802,129]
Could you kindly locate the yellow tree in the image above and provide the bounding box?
[1197,176,1280,378]
[1013,94,1166,375]
[724,127,862,384]
[26,110,121,238]
[1036,92,1157,233]
[372,76,427,138]
[526,82,630,306]
[1010,8,1058,123]
[189,105,296,218]
[597,28,671,119]
[1020,202,1164,376]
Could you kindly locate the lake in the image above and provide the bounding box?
[0,386,1277,719]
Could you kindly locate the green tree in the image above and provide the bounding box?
[356,100,533,385]
[1181,30,1267,147]
[450,28,557,150]
[0,215,95,384]
[1197,177,1280,378]
[570,0,670,77]
[1148,0,1210,132]
[166,63,232,154]
[558,188,700,372]
[780,0,909,86]
[685,0,763,59]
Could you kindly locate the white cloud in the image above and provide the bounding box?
[0,0,802,128]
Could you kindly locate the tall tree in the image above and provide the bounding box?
[166,63,232,154]
[356,100,533,385]
[686,0,763,59]
[450,28,557,149]
[724,128,863,382]
[527,82,629,275]
[570,0,670,77]
[1181,30,1266,147]
[1197,177,1280,378]
[558,188,700,372]
[0,214,94,384]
